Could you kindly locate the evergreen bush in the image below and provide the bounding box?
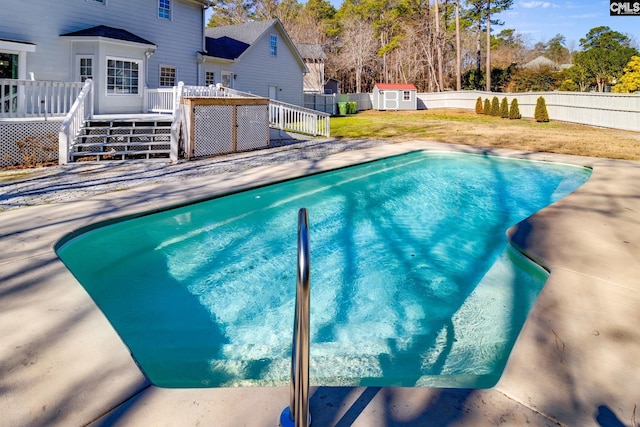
[483,98,491,115]
[475,97,483,114]
[500,97,509,118]
[509,98,521,119]
[534,96,549,122]
[491,96,500,116]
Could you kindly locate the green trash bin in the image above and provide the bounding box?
[337,102,347,116]
[347,101,357,114]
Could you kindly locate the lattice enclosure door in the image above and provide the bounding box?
[193,105,234,157]
[237,105,269,151]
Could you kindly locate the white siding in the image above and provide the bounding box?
[203,26,304,106]
[0,0,204,86]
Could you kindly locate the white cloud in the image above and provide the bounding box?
[521,1,552,8]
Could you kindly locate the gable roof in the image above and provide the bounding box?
[61,25,155,47]
[203,19,306,71]
[374,83,417,91]
[204,36,250,60]
[521,56,559,69]
[296,44,327,61]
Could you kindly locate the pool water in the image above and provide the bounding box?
[56,151,591,388]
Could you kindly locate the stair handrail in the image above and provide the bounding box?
[58,79,93,165]
[169,81,185,162]
[280,208,311,427]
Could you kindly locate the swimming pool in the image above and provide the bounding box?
[56,151,591,389]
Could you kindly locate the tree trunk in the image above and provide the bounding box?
[476,19,482,89]
[455,0,461,90]
[435,0,444,91]
[486,0,491,92]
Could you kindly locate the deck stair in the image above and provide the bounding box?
[70,118,172,162]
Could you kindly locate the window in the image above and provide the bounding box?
[221,71,233,88]
[403,91,411,101]
[158,0,171,19]
[0,53,18,79]
[270,35,277,57]
[205,71,215,86]
[160,66,176,87]
[79,57,93,82]
[107,58,140,94]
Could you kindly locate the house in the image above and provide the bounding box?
[323,77,341,95]
[521,55,571,71]
[203,19,307,106]
[1,0,211,114]
[296,43,327,94]
[372,83,417,111]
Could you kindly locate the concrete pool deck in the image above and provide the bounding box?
[1,140,639,426]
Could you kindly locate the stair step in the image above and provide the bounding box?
[74,141,171,148]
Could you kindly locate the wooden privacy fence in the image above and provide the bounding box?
[417,90,640,132]
[179,97,270,159]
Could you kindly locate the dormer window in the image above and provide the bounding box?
[159,0,171,20]
[270,35,277,57]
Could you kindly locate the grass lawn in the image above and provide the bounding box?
[331,109,640,161]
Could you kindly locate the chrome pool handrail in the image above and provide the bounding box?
[280,208,311,427]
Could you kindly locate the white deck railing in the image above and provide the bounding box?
[147,84,331,137]
[58,79,94,165]
[269,99,330,137]
[1,79,84,118]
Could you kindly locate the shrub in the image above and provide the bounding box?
[14,133,58,167]
[483,98,491,115]
[491,96,500,116]
[475,97,483,114]
[500,97,509,118]
[534,96,549,122]
[509,99,521,119]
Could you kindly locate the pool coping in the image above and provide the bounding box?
[1,141,639,426]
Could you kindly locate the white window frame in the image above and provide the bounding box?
[158,0,172,20]
[159,65,176,87]
[269,35,277,57]
[106,56,141,96]
[403,90,411,101]
[205,71,215,86]
[76,55,94,83]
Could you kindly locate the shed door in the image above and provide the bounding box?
[384,90,399,110]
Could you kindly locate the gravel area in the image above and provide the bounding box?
[0,138,390,211]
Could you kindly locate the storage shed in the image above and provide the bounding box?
[372,83,418,110]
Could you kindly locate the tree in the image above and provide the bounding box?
[490,95,500,116]
[573,26,638,92]
[500,97,509,118]
[613,55,640,93]
[546,34,571,65]
[465,0,514,90]
[509,98,520,119]
[534,96,549,122]
[475,96,483,114]
[506,65,559,92]
[483,98,491,114]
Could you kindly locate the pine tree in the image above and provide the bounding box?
[509,98,521,119]
[534,96,549,122]
[484,98,491,115]
[491,96,500,116]
[475,97,484,114]
[500,97,509,118]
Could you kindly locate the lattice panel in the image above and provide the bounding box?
[193,105,234,157]
[0,121,60,168]
[237,105,269,151]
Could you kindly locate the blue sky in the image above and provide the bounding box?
[493,0,639,47]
